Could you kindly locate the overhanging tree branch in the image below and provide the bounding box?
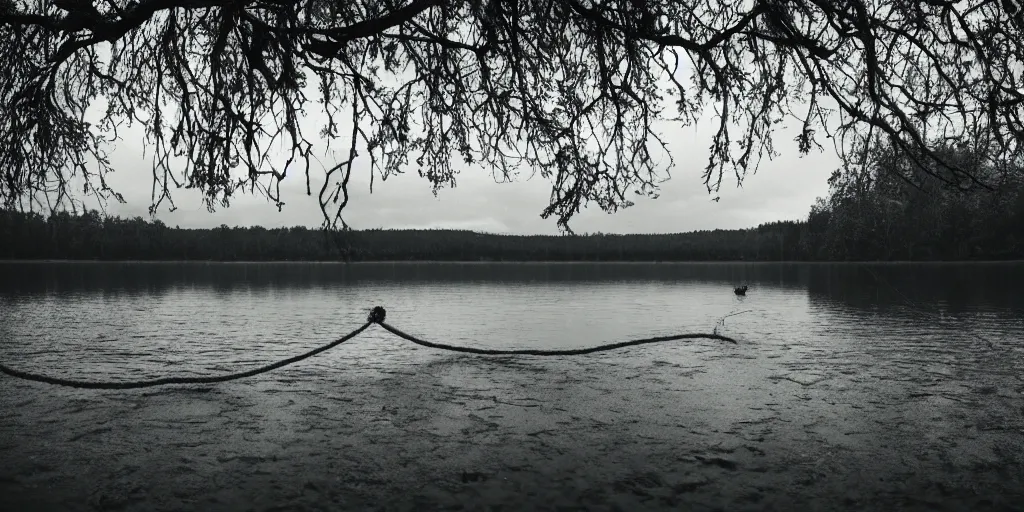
[0,0,1022,231]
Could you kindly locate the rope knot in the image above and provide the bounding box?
[368,306,387,324]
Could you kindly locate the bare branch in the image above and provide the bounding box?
[1,0,1021,231]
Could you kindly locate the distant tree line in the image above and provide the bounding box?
[0,209,806,262]
[1,144,1022,262]
[803,141,1024,261]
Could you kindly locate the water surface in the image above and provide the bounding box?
[1,262,1022,510]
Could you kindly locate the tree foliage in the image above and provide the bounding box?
[2,0,1023,230]
[0,208,809,261]
[4,159,1023,261]
[806,138,1024,260]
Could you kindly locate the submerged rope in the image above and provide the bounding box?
[0,323,373,389]
[378,322,736,355]
[0,306,737,389]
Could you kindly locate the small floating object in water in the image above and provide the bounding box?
[734,285,748,296]
[368,306,387,323]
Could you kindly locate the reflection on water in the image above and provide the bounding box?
[1,261,1021,374]
[804,262,1024,316]
[1,262,1023,509]
[3,261,1023,312]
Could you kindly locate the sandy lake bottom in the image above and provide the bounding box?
[2,325,1023,512]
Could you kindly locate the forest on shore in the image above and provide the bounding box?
[2,142,1023,262]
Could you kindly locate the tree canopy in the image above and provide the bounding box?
[1,0,1023,231]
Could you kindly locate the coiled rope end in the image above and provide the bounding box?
[368,305,387,324]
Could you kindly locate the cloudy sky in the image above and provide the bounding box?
[89,111,837,235]
[49,12,847,236]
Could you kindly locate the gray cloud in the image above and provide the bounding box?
[85,105,836,234]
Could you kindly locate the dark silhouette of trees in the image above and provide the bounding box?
[0,207,814,261]
[2,0,1023,231]
[4,142,1023,261]
[805,138,1024,260]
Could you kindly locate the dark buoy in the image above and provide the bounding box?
[368,306,387,323]
[734,285,748,296]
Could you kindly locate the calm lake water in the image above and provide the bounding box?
[1,262,1022,371]
[1,261,1023,510]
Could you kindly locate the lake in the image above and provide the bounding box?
[1,261,1023,511]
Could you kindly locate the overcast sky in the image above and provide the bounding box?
[50,15,847,236]
[87,113,837,235]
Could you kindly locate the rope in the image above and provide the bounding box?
[0,322,373,389]
[0,306,738,389]
[378,321,737,356]
[713,309,753,336]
